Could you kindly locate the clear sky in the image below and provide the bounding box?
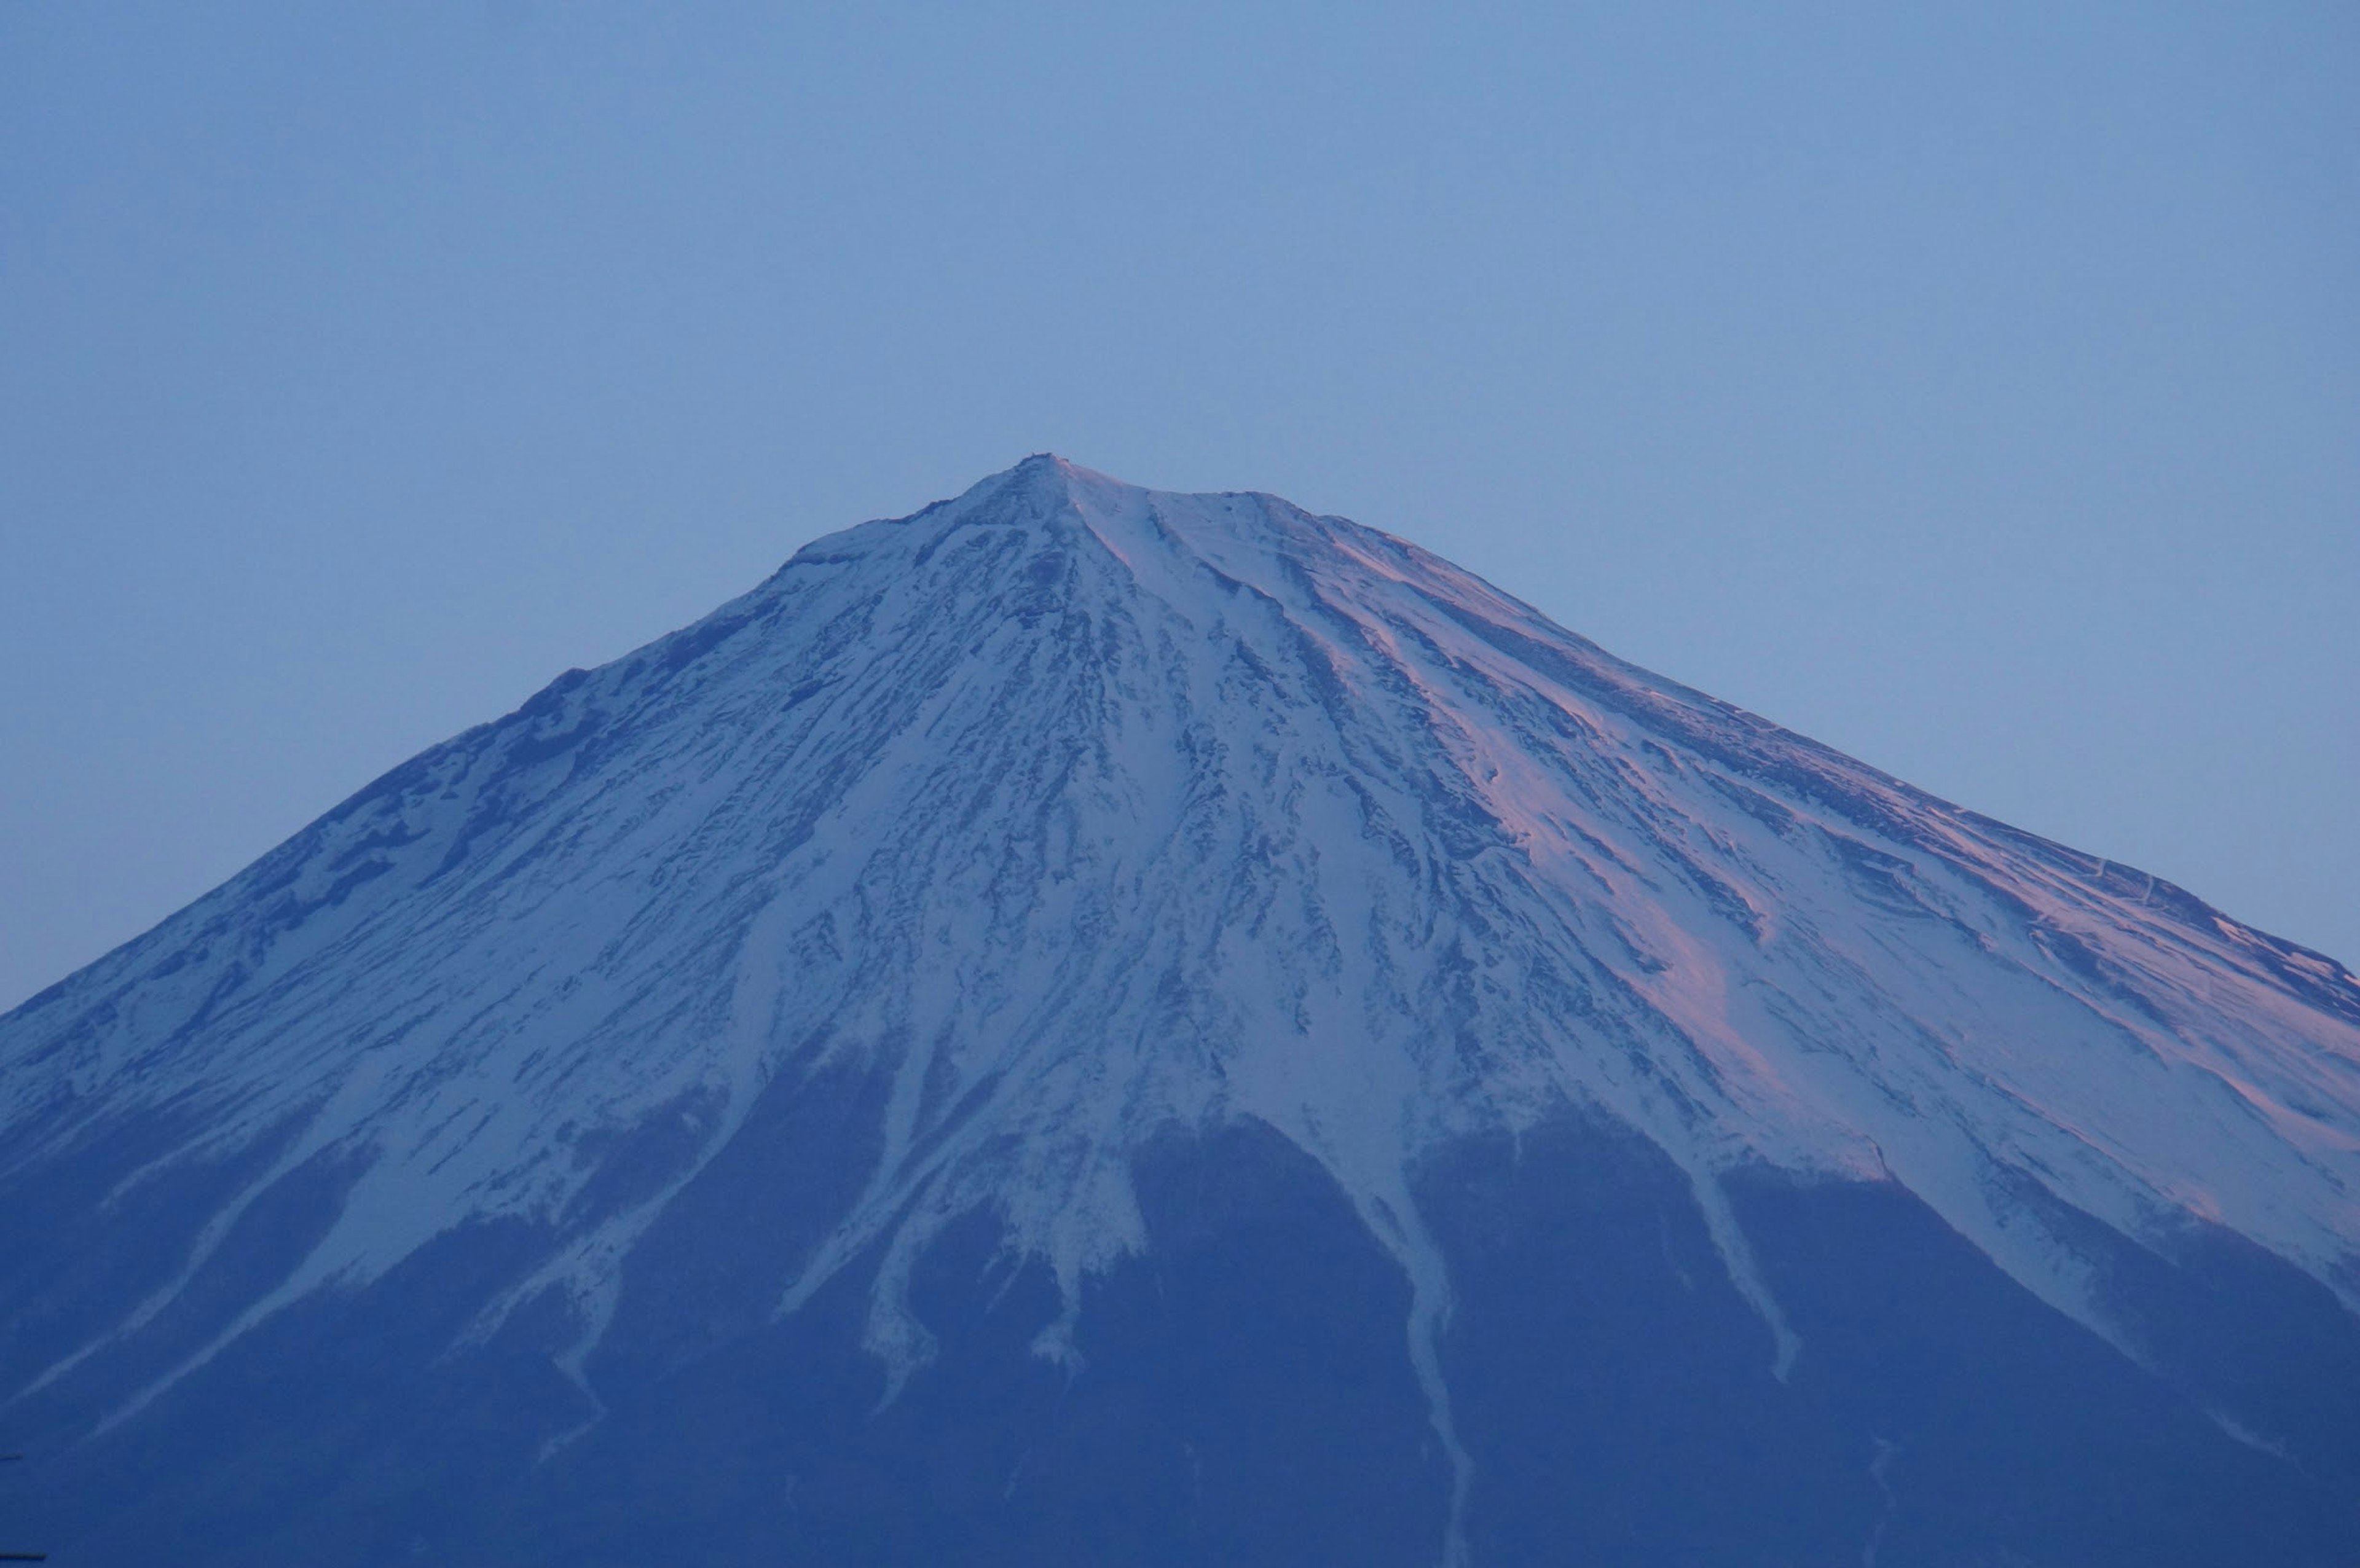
[2,1,2354,1008]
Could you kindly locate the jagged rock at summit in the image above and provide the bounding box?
[4,457,2358,1565]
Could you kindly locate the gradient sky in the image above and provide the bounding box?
[3,1,2354,1008]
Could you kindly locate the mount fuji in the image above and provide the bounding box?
[4,457,2358,1564]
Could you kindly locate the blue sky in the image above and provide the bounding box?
[3,1,2354,1006]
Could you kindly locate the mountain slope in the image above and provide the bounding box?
[6,456,2358,1564]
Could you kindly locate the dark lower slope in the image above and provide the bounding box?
[514,1122,1452,1568]
[1425,1115,2360,1566]
[7,1110,2358,1566]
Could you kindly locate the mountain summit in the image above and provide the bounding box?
[6,457,2359,1563]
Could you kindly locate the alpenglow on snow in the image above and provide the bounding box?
[4,457,2358,1565]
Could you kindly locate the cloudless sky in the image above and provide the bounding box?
[3,1,2355,1008]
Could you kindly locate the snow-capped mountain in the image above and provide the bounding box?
[5,456,2358,1564]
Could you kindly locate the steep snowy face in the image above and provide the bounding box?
[6,454,2359,1425]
